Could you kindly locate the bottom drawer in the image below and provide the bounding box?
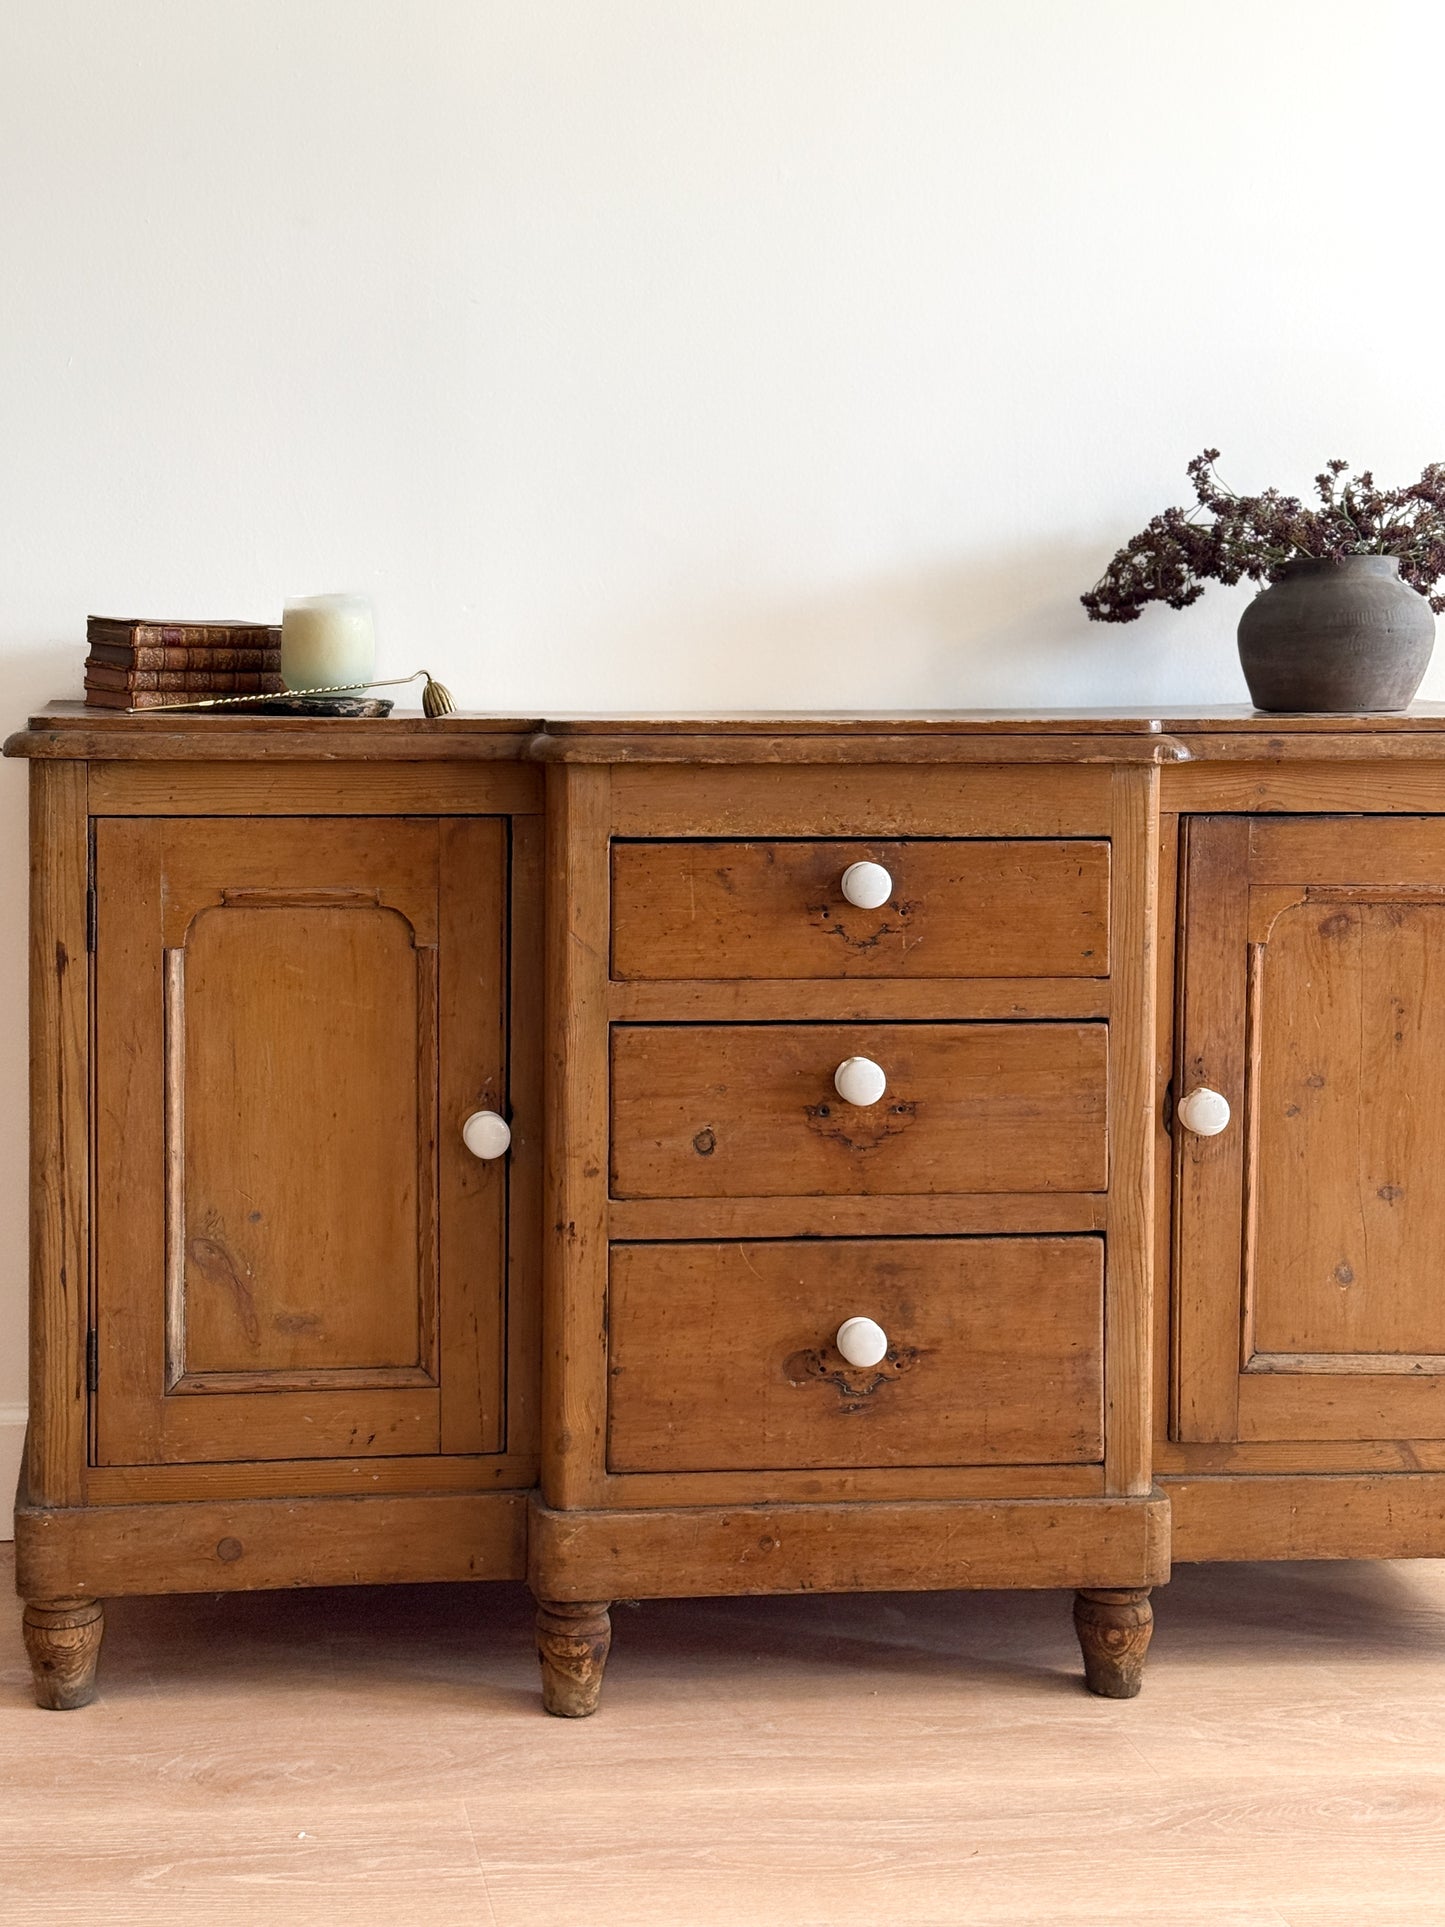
[607,1237,1104,1473]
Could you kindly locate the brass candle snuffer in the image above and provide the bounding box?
[128,668,457,717]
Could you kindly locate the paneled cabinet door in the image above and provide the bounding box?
[93,817,509,1466]
[1177,815,1445,1447]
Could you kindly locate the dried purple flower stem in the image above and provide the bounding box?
[1083,451,1445,620]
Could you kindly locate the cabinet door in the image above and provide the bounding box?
[93,816,508,1465]
[1177,816,1445,1446]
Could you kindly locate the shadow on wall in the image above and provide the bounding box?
[588,538,1251,712]
[0,649,52,1541]
[0,562,1257,722]
[0,644,88,724]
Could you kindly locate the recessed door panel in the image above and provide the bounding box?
[93,816,508,1466]
[179,899,426,1381]
[1252,895,1445,1357]
[1177,816,1445,1448]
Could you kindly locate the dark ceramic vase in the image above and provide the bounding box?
[1237,555,1435,713]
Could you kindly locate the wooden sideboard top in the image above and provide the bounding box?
[14,699,1445,764]
[4,702,545,762]
[542,704,1445,734]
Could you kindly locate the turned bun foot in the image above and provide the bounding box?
[1073,1587,1153,1699]
[23,1598,104,1710]
[535,1599,611,1717]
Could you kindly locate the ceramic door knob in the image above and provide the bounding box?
[1177,1086,1231,1137]
[836,1316,889,1368]
[839,860,893,910]
[834,1056,887,1107]
[461,1110,512,1159]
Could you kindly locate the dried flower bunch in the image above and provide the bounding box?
[1083,451,1445,622]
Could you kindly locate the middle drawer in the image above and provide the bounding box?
[611,1022,1107,1197]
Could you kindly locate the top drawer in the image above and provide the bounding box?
[611,838,1109,980]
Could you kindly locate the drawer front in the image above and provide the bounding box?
[611,837,1110,980]
[607,1237,1105,1471]
[610,1022,1107,1197]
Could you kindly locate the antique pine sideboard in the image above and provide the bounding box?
[10,701,1445,1715]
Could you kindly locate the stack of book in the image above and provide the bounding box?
[84,617,285,710]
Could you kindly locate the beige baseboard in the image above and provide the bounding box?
[0,1407,26,1541]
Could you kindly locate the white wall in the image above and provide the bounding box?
[3,0,1444,1531]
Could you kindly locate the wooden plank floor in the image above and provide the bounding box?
[3,1545,1445,1924]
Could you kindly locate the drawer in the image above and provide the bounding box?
[607,1237,1105,1471]
[610,1022,1107,1197]
[611,838,1110,980]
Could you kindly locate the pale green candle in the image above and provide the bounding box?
[281,593,376,695]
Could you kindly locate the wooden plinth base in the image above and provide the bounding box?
[14,1488,528,1599]
[23,1598,104,1710]
[529,1492,1169,1601]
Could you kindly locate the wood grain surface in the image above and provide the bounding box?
[535,732,1184,765]
[86,760,542,815]
[1168,1471,1445,1561]
[610,1022,1108,1198]
[1173,816,1252,1444]
[606,1191,1107,1240]
[91,817,510,1469]
[611,837,1110,979]
[541,764,613,1508]
[1103,763,1160,1497]
[1176,814,1445,1457]
[608,762,1113,836]
[14,1491,527,1598]
[1252,893,1445,1356]
[26,760,89,1507]
[528,1493,1168,1598]
[606,1237,1104,1472]
[608,976,1112,1022]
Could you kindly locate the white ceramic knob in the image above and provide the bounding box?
[461,1110,512,1159]
[834,1056,887,1107]
[1177,1086,1231,1137]
[836,1316,889,1369]
[840,860,893,910]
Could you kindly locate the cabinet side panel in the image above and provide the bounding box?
[26,761,89,1507]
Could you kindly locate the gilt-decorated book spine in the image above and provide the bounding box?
[84,667,284,695]
[86,617,281,650]
[86,642,281,672]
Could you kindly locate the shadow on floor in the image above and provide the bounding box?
[9,1553,1442,1711]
